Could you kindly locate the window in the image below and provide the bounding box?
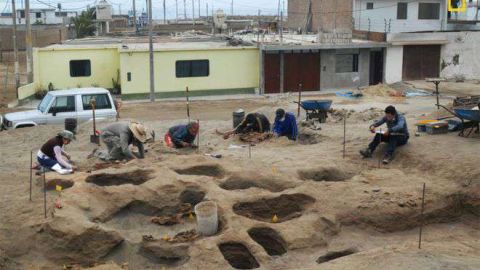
[176,60,209,78]
[418,3,440,19]
[366,2,374,10]
[336,54,359,73]
[82,94,112,110]
[49,96,76,113]
[19,11,25,18]
[36,12,41,19]
[127,72,132,81]
[70,60,91,77]
[397,3,408,19]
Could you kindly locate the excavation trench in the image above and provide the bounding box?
[174,164,225,178]
[45,179,74,191]
[247,227,287,256]
[298,167,353,182]
[316,248,357,264]
[233,193,315,223]
[220,176,291,192]
[218,242,260,269]
[85,169,154,186]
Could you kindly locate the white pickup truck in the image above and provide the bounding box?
[1,88,118,130]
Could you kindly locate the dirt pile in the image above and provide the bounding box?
[362,84,402,97]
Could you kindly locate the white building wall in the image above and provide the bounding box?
[440,31,480,80]
[354,0,447,33]
[385,45,403,83]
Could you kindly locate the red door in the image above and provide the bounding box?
[284,52,320,92]
[264,53,280,94]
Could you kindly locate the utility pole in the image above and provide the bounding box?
[133,0,137,32]
[175,0,178,22]
[198,0,200,18]
[231,0,233,16]
[192,0,195,25]
[184,0,186,19]
[148,0,155,102]
[163,0,166,24]
[280,11,283,44]
[11,0,20,96]
[206,3,208,19]
[277,0,280,19]
[26,0,33,83]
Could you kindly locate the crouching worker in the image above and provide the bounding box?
[165,122,199,148]
[273,108,298,141]
[221,112,270,139]
[97,122,148,161]
[37,130,77,175]
[360,105,409,164]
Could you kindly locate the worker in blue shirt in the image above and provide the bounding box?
[360,105,409,164]
[273,108,298,141]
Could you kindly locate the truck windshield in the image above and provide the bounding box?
[38,93,53,113]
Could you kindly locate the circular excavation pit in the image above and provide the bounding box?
[297,133,323,145]
[298,167,352,182]
[247,227,287,256]
[218,242,260,269]
[45,179,74,190]
[173,164,225,178]
[232,193,315,223]
[316,248,358,264]
[85,169,154,186]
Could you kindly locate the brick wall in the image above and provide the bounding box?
[0,25,67,51]
[288,0,352,33]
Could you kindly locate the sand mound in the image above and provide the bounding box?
[362,84,402,97]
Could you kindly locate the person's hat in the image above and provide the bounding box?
[129,122,148,143]
[58,130,76,141]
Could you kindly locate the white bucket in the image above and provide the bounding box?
[194,201,218,236]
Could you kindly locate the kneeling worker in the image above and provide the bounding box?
[37,130,77,174]
[98,122,148,160]
[360,105,409,164]
[165,122,199,148]
[221,112,270,139]
[273,108,298,141]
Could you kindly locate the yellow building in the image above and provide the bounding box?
[18,42,260,100]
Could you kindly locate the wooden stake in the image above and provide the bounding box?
[418,182,426,249]
[186,86,190,122]
[343,115,346,159]
[43,171,47,218]
[29,150,32,202]
[248,144,251,159]
[377,129,382,168]
[196,119,200,152]
[297,83,302,118]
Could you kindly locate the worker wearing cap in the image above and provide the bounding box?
[97,122,148,160]
[165,122,199,148]
[37,130,77,175]
[360,105,409,164]
[273,108,298,141]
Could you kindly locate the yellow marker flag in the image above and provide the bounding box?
[272,214,279,223]
[56,185,62,192]
[189,212,194,220]
[272,167,277,174]
[162,235,169,241]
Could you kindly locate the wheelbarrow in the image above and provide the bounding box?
[294,100,333,123]
[438,104,480,137]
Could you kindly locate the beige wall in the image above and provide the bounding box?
[119,48,259,94]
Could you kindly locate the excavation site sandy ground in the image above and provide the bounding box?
[0,86,479,269]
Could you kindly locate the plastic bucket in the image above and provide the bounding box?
[233,109,245,129]
[194,201,218,236]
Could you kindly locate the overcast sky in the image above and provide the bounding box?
[2,0,286,18]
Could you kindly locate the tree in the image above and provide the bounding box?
[72,7,96,38]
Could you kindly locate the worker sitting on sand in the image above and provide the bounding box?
[37,130,77,175]
[221,112,271,139]
[96,122,148,161]
[360,105,409,164]
[273,108,298,141]
[165,122,199,148]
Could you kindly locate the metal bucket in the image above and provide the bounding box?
[233,109,245,129]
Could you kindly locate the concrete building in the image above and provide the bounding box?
[17,41,259,101]
[353,0,480,33]
[288,0,353,33]
[385,31,480,83]
[0,9,77,25]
